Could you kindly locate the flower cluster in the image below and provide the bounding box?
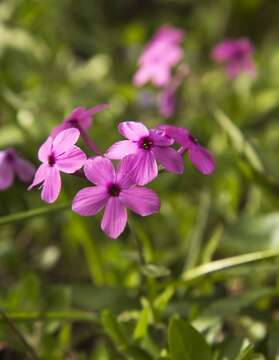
[134,25,188,118]
[29,106,215,239]
[211,38,256,79]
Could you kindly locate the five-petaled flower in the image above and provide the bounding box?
[211,38,256,79]
[29,128,87,203]
[72,156,160,239]
[105,121,184,185]
[0,148,34,190]
[133,25,184,87]
[157,125,215,175]
[51,104,108,138]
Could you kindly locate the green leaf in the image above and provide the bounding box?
[101,309,128,350]
[168,317,212,360]
[141,264,170,278]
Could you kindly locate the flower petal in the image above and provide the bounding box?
[188,145,215,175]
[56,146,86,173]
[118,121,149,141]
[129,150,158,186]
[105,140,138,160]
[41,167,61,203]
[84,156,115,185]
[14,158,35,182]
[149,129,173,146]
[28,163,49,190]
[116,155,136,189]
[72,186,108,216]
[38,136,53,162]
[101,197,127,239]
[153,146,184,174]
[87,103,109,117]
[120,187,160,216]
[50,122,70,138]
[53,128,80,155]
[0,161,14,190]
[157,125,192,148]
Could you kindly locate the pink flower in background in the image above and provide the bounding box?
[211,38,256,78]
[158,86,176,118]
[133,25,184,87]
[51,104,108,138]
[158,125,215,175]
[72,156,160,239]
[105,121,184,185]
[0,148,34,190]
[29,128,86,203]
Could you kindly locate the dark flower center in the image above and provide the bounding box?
[189,134,198,144]
[48,154,56,166]
[139,137,153,150]
[232,49,244,61]
[108,183,121,197]
[5,152,14,163]
[68,118,79,127]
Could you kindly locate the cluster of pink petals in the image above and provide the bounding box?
[72,156,160,239]
[105,121,184,185]
[157,125,215,175]
[0,148,34,190]
[51,104,108,138]
[29,128,86,203]
[133,25,184,87]
[211,38,256,79]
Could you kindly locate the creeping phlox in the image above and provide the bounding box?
[29,105,215,239]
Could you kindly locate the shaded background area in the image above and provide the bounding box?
[1,0,279,358]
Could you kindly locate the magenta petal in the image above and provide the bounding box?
[28,164,49,190]
[101,197,127,239]
[130,150,158,186]
[87,103,109,117]
[157,125,192,148]
[38,137,53,163]
[50,122,70,138]
[120,187,160,216]
[118,121,149,141]
[149,129,173,146]
[105,140,138,160]
[0,161,14,190]
[41,167,61,203]
[53,128,80,155]
[188,145,215,175]
[14,158,35,182]
[84,156,115,185]
[56,146,86,173]
[72,186,108,216]
[153,146,184,174]
[116,155,136,189]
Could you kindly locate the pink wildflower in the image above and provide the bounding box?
[105,121,184,185]
[157,125,215,175]
[133,25,184,87]
[211,38,256,79]
[51,104,108,138]
[29,128,86,203]
[158,86,176,118]
[0,148,34,190]
[72,156,160,239]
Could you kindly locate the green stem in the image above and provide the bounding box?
[0,203,70,226]
[128,217,146,265]
[181,248,279,283]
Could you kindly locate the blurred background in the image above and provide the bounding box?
[1,0,279,358]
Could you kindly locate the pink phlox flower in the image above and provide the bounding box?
[0,148,34,190]
[51,104,108,138]
[157,86,176,118]
[29,128,87,203]
[105,121,184,185]
[157,125,215,175]
[72,156,160,239]
[211,38,256,79]
[133,25,184,87]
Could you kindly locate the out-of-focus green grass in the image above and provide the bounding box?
[1,0,279,358]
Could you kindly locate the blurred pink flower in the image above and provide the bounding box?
[72,156,160,239]
[211,38,256,78]
[158,86,176,118]
[133,25,184,87]
[29,128,86,203]
[0,148,34,190]
[157,125,215,175]
[105,121,184,185]
[51,104,108,138]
